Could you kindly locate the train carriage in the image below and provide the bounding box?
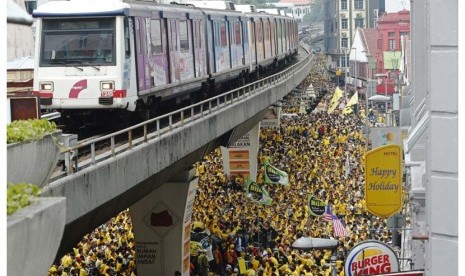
[32,0,299,122]
[203,8,249,82]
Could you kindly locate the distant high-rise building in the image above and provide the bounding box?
[324,0,385,70]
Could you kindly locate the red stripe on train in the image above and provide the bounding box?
[33,91,53,98]
[113,90,126,98]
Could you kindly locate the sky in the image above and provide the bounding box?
[385,0,410,12]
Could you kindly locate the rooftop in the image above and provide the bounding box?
[7,56,34,70]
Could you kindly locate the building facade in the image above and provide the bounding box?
[7,0,35,61]
[324,0,384,70]
[276,0,313,21]
[402,0,458,274]
[372,9,410,95]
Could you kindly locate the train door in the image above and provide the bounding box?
[270,20,275,58]
[150,18,169,86]
[256,19,264,62]
[283,20,288,53]
[192,20,205,78]
[263,19,271,59]
[168,19,180,83]
[249,20,256,65]
[276,19,282,55]
[135,17,151,92]
[213,20,230,72]
[178,19,194,81]
[230,20,243,68]
[241,18,249,67]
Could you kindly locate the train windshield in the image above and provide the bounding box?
[40,18,116,67]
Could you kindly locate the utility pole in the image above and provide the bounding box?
[343,47,348,102]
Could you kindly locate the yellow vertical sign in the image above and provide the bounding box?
[365,145,402,218]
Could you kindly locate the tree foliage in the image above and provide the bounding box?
[7,182,41,216]
[7,119,57,144]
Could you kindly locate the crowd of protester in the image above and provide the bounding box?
[48,55,399,276]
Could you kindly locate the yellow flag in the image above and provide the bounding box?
[343,91,358,114]
[327,87,344,114]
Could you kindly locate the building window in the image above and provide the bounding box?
[389,39,396,50]
[355,18,364,28]
[341,55,348,67]
[388,32,395,37]
[377,39,382,49]
[341,37,348,48]
[341,0,348,10]
[341,19,348,29]
[400,31,409,37]
[354,0,363,10]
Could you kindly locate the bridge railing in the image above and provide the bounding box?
[51,48,313,183]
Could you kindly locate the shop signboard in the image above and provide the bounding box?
[365,145,402,218]
[344,240,399,276]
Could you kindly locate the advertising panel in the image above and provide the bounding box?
[370,127,402,148]
[365,145,402,218]
[221,124,260,181]
[308,194,326,216]
[344,240,399,276]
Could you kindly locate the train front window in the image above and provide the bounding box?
[40,18,116,66]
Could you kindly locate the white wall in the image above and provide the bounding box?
[7,0,35,61]
[407,0,458,275]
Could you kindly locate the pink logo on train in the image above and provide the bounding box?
[69,79,88,98]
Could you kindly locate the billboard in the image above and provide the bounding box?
[370,127,402,148]
[365,145,402,218]
[344,240,399,276]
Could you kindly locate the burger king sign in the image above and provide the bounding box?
[345,240,399,276]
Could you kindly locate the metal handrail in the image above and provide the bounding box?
[59,50,313,177]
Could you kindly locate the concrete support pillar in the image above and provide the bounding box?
[129,169,198,276]
[221,123,260,182]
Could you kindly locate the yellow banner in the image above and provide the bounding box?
[364,145,402,218]
[343,91,358,114]
[327,87,344,114]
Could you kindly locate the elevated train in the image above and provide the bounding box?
[32,0,299,122]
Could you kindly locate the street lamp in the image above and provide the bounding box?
[352,47,357,90]
[341,47,349,102]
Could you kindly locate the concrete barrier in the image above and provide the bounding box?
[7,197,66,276]
[7,131,61,188]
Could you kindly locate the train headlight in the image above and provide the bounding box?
[100,81,115,91]
[40,81,54,92]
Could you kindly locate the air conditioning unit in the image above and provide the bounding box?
[342,32,347,37]
[341,13,346,18]
[356,12,363,18]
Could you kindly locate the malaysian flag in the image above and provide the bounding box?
[324,204,333,221]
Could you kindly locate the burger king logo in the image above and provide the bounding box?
[345,240,399,276]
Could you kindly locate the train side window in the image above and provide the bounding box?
[256,21,263,43]
[220,21,227,47]
[264,20,270,41]
[179,20,189,52]
[235,22,241,45]
[150,19,163,55]
[124,17,131,58]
